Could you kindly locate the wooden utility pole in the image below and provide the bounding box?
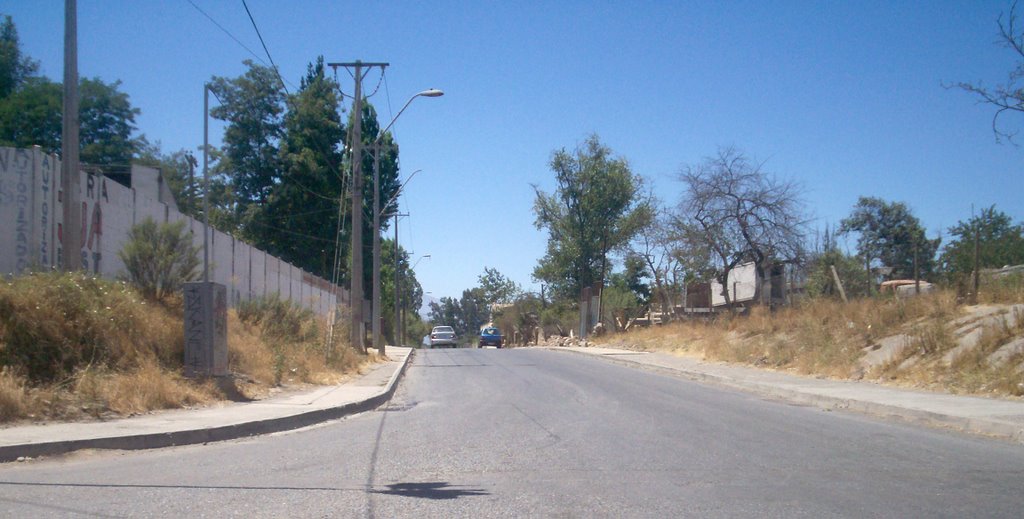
[972,224,980,305]
[61,0,81,270]
[327,61,388,353]
[830,265,848,303]
[913,240,920,295]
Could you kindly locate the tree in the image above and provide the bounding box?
[428,297,461,331]
[262,57,344,279]
[804,226,872,299]
[79,77,142,165]
[532,134,651,302]
[951,1,1024,143]
[0,14,38,98]
[0,76,141,165]
[939,205,1024,274]
[675,147,806,307]
[477,267,521,305]
[208,60,285,234]
[381,237,424,344]
[347,102,401,296]
[838,196,940,279]
[0,76,61,150]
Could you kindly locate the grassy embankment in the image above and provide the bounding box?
[0,271,370,423]
[594,274,1024,398]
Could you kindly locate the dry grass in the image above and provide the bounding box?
[0,272,368,423]
[594,288,1024,398]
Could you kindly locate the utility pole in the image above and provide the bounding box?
[393,212,408,346]
[61,0,81,271]
[327,61,388,353]
[972,223,980,305]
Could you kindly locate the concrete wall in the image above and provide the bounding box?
[0,146,344,315]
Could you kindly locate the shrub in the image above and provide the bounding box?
[0,271,180,381]
[118,217,200,301]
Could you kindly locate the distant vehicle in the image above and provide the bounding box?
[479,326,503,348]
[427,326,458,348]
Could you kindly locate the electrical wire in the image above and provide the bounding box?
[365,68,385,99]
[185,0,268,68]
[241,0,292,96]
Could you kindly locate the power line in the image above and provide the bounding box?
[241,0,291,96]
[185,0,267,67]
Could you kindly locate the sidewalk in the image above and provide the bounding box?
[551,346,1024,444]
[0,346,413,462]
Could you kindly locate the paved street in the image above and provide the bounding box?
[1,347,1023,517]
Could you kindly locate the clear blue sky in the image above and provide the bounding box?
[3,0,1022,300]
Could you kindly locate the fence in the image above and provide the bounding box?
[0,146,346,315]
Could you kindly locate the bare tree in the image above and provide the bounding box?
[952,1,1024,143]
[631,204,676,321]
[675,147,807,308]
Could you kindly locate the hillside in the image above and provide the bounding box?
[591,288,1024,399]
[0,272,371,424]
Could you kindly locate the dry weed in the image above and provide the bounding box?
[0,367,27,421]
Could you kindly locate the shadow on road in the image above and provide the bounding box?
[370,481,489,500]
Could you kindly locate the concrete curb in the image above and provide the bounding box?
[551,347,1024,443]
[0,350,415,463]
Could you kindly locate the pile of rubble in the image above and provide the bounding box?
[538,335,590,348]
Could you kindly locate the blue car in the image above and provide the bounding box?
[478,326,503,348]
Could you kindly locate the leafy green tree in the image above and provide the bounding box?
[939,206,1024,274]
[208,60,285,233]
[676,147,806,307]
[805,226,871,299]
[79,78,141,165]
[0,76,61,150]
[426,288,490,339]
[262,57,344,278]
[477,267,521,305]
[118,218,200,302]
[532,134,651,302]
[0,15,143,164]
[0,14,38,98]
[428,297,461,330]
[838,196,940,279]
[381,237,424,344]
[458,288,490,335]
[601,255,651,329]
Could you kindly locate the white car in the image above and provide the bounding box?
[427,326,458,348]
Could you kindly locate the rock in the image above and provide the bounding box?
[859,334,911,370]
[987,337,1024,367]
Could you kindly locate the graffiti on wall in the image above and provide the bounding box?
[2,146,342,314]
[39,153,52,267]
[0,148,33,272]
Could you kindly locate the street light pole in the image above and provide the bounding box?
[370,89,443,355]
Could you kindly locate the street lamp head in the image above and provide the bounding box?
[417,89,444,98]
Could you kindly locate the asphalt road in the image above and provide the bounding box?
[1,347,1023,518]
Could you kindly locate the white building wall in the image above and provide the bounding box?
[711,261,759,307]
